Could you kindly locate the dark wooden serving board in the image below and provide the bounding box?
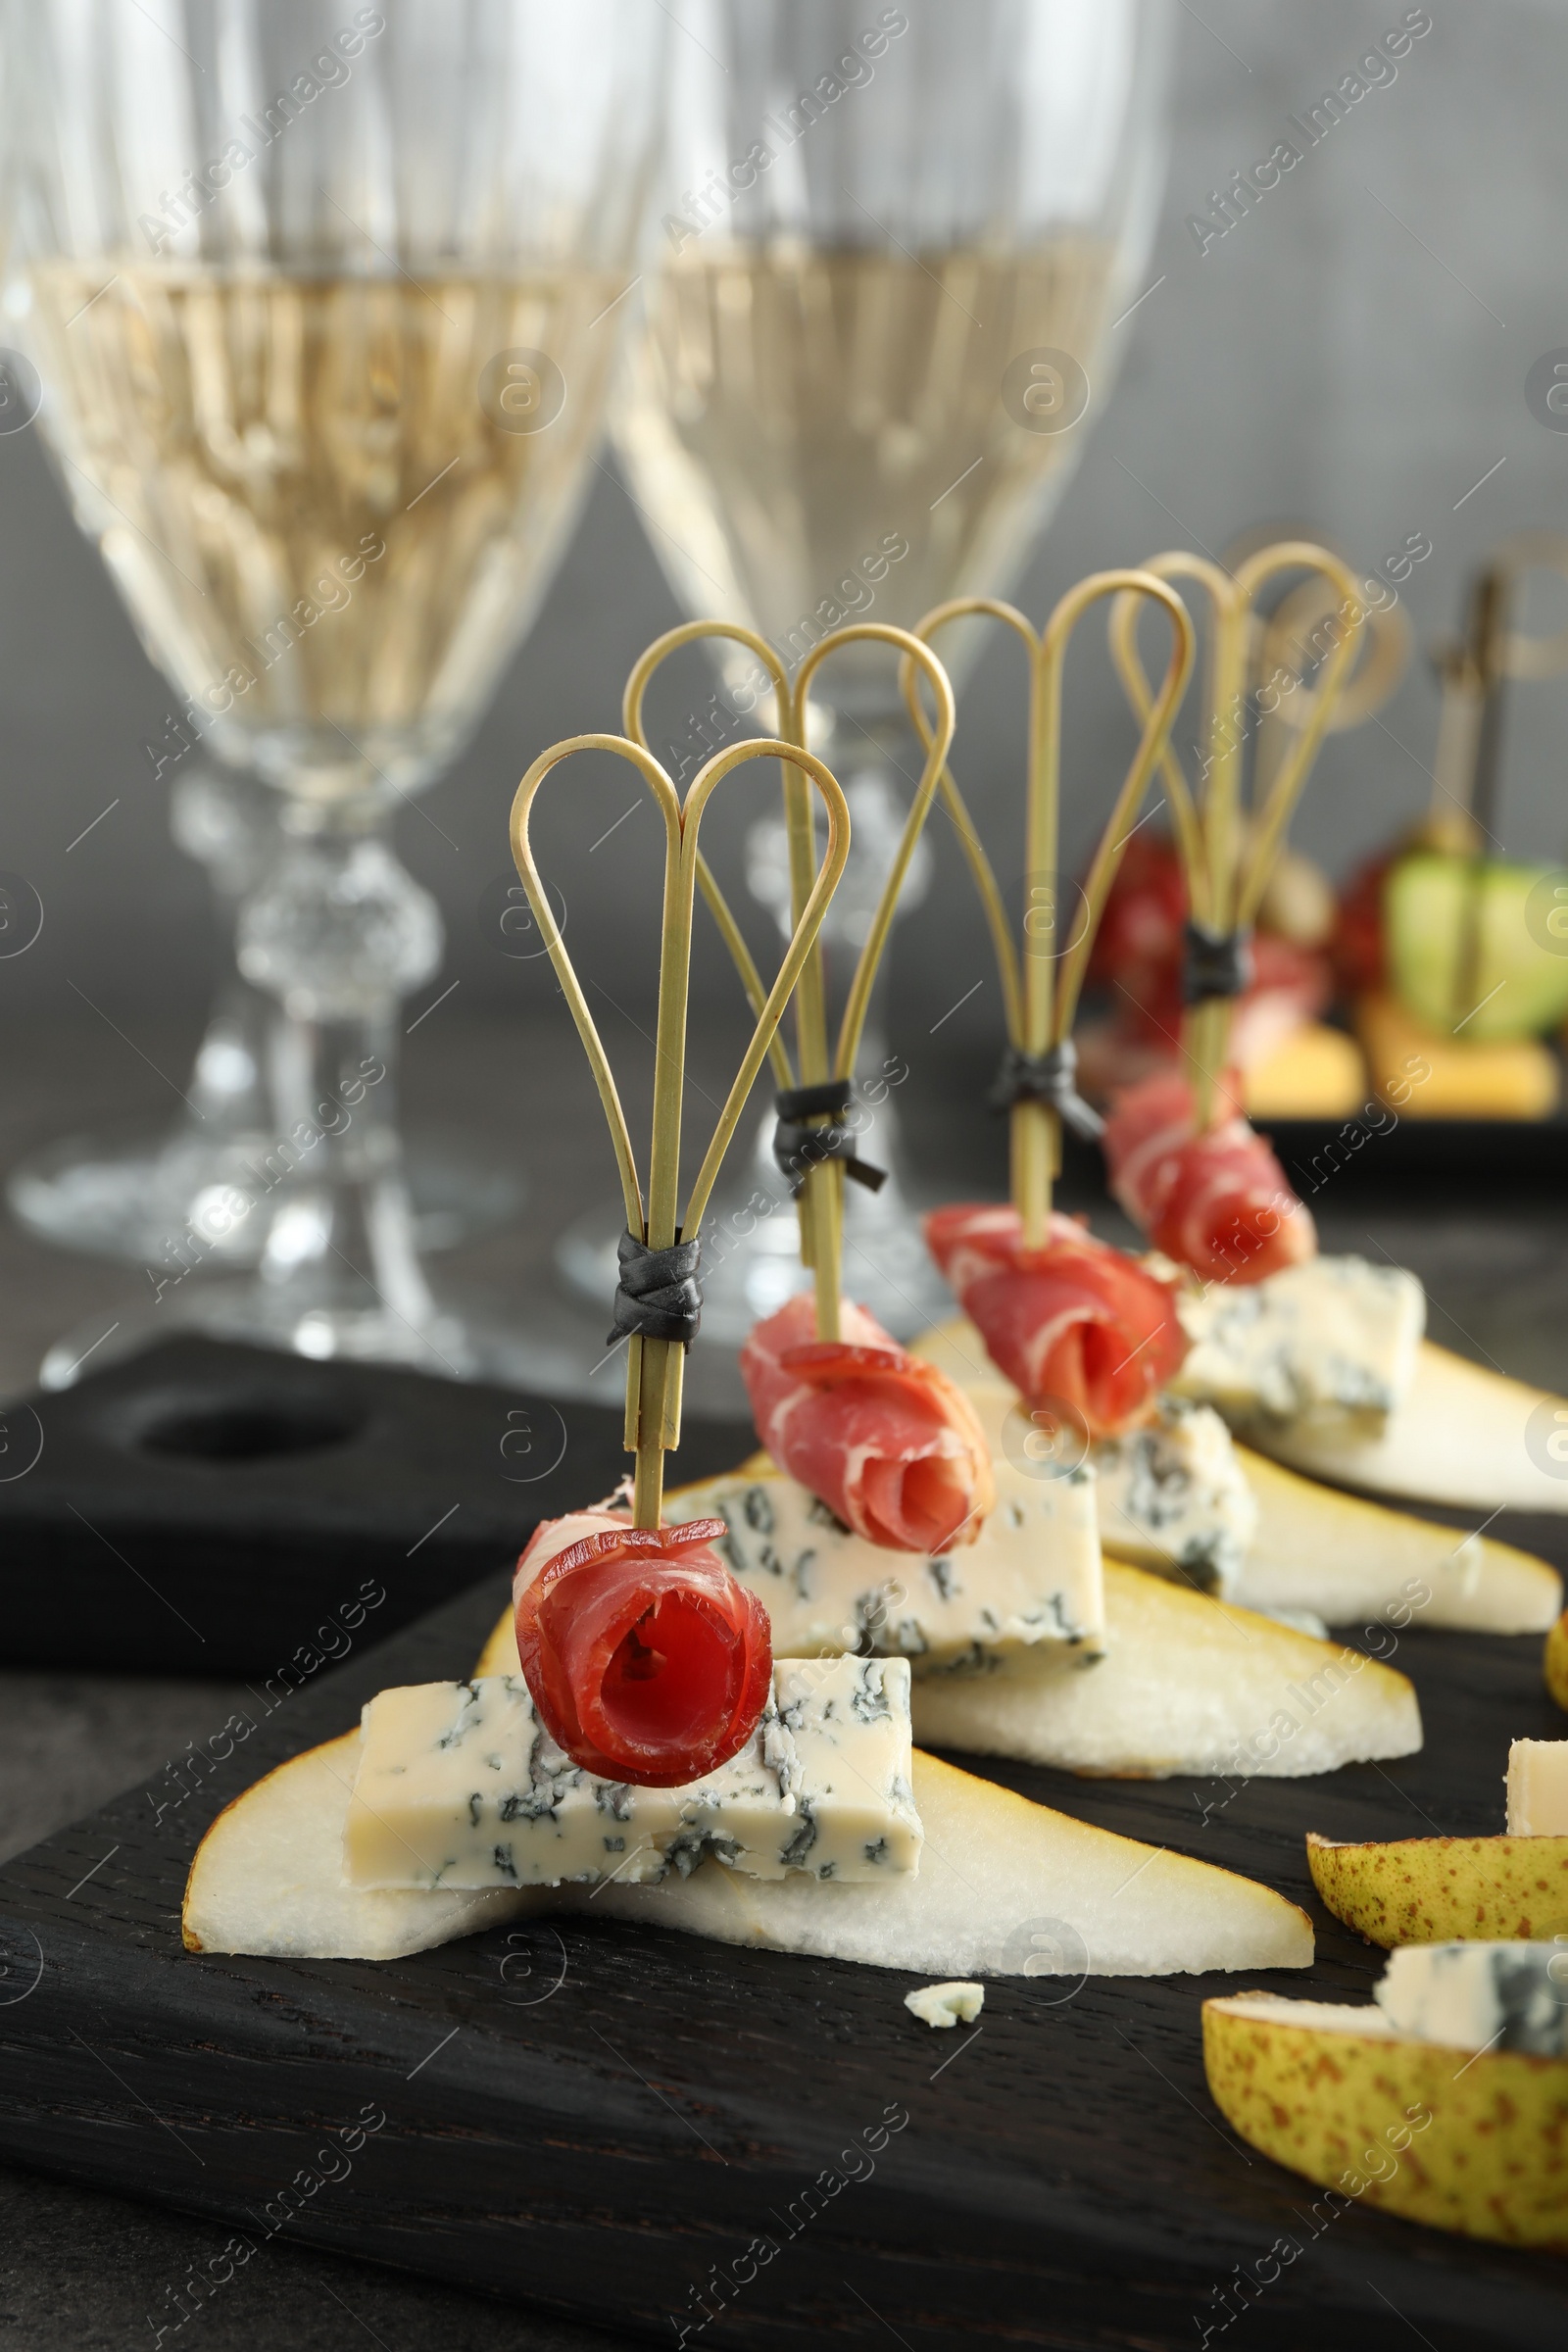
[3,1550,1568,2350]
[0,1335,753,1674]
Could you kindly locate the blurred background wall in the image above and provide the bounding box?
[0,0,1565,1054]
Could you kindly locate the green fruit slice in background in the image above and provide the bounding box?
[1385,852,1568,1041]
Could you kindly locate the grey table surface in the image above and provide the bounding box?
[1,1006,1566,2350]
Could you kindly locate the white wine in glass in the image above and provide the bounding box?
[13,0,667,1381]
[26,266,625,789]
[617,238,1117,724]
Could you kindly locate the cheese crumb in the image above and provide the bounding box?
[1505,1738,1568,1836]
[904,1981,984,2030]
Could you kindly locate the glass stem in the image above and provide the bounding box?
[170,763,281,1142]
[236,785,443,1343]
[259,996,431,1323]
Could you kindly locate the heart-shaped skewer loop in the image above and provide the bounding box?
[621,620,956,1343]
[906,572,1196,1245]
[510,733,849,1526]
[1109,541,1362,1131]
[622,622,798,1093]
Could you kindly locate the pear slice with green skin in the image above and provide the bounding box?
[481,1554,1422,1780]
[180,1731,1313,1976]
[1547,1611,1568,1712]
[909,1316,1563,1626]
[1202,1991,1568,2250]
[1305,1829,1568,1947]
[1387,851,1568,1043]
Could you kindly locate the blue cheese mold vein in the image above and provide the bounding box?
[344,1658,923,1893]
[1092,1397,1257,1598]
[665,1458,1105,1671]
[1168,1253,1425,1427]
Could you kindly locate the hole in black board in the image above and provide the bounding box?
[137,1401,361,1462]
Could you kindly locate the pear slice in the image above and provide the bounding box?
[1305,1828,1568,1946]
[475,1608,520,1678]
[1547,1611,1568,1712]
[908,1316,1001,1388]
[909,1562,1421,1779]
[182,1733,538,1959]
[592,1747,1312,1977]
[479,1559,1419,1780]
[1245,1339,1568,1515]
[911,1315,1563,1631]
[181,1729,1312,1976]
[1233,1445,1561,1634]
[1203,1990,1568,2249]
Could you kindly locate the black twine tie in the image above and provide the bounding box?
[987,1038,1105,1142]
[771,1079,887,1196]
[609,1230,703,1348]
[1183,921,1253,1006]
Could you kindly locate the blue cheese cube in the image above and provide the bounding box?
[666,1459,1103,1673]
[344,1657,921,1892]
[1091,1397,1256,1598]
[1375,1941,1568,2056]
[1167,1253,1425,1424]
[896,1368,1250,1601]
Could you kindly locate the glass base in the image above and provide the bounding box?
[37,1277,546,1394]
[32,1272,760,1432]
[8,1126,524,1267]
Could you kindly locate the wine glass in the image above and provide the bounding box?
[593,0,1174,1341]
[10,0,666,1381]
[7,757,524,1269]
[10,760,281,1274]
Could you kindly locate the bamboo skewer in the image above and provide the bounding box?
[621,620,957,1348]
[1251,568,1410,808]
[789,626,956,1340]
[1416,533,1568,855]
[622,622,828,1278]
[1416,535,1568,1029]
[1478,530,1568,681]
[1466,568,1513,877]
[907,572,1197,1247]
[1109,543,1363,1134]
[623,623,798,1090]
[510,733,849,1530]
[1428,641,1485,854]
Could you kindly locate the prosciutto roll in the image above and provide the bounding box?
[514,1510,771,1787]
[1102,1071,1316,1284]
[924,1203,1188,1439]
[740,1293,995,1553]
